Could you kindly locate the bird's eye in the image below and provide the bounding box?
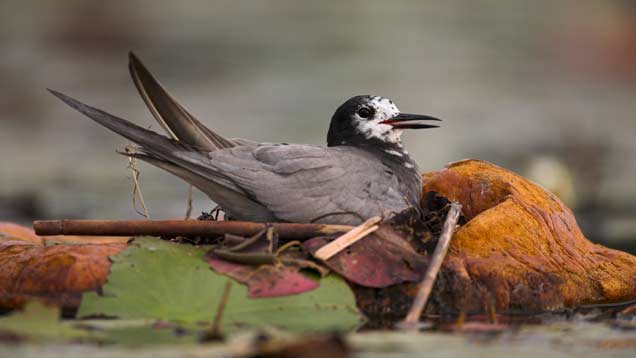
[357,107,372,119]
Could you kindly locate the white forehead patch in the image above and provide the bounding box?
[369,96,400,120]
[354,96,403,144]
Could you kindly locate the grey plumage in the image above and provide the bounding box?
[49,53,441,225]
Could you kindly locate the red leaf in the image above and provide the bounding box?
[303,226,429,288]
[205,257,318,298]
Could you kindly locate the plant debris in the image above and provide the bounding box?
[1,159,636,341]
[78,237,361,332]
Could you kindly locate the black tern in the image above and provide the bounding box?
[49,53,441,225]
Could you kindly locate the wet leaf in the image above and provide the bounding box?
[206,257,319,298]
[79,237,361,332]
[303,226,429,288]
[0,301,89,341]
[205,233,324,298]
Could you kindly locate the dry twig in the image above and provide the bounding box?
[399,201,462,329]
[314,216,382,261]
[33,219,353,239]
[202,279,232,341]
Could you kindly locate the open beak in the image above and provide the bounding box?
[380,113,441,129]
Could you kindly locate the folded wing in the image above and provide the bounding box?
[203,144,409,224]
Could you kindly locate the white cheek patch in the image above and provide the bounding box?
[355,119,394,141]
[354,96,402,143]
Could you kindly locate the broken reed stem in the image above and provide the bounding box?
[211,279,232,339]
[184,185,193,220]
[400,202,462,328]
[33,219,353,240]
[314,216,382,261]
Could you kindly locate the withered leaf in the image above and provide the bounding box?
[304,226,429,288]
[205,257,320,298]
[0,233,125,310]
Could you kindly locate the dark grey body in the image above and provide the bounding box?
[201,141,422,224]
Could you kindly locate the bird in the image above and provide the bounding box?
[48,52,441,225]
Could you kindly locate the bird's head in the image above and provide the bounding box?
[327,95,441,147]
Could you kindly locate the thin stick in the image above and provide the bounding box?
[400,202,461,328]
[314,216,382,261]
[184,185,193,220]
[210,279,232,339]
[33,219,353,239]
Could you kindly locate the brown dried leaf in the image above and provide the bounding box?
[0,238,125,310]
[0,222,44,245]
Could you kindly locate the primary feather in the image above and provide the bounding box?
[128,52,235,150]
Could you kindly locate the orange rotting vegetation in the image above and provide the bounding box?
[423,159,636,312]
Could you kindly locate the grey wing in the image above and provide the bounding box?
[208,144,409,224]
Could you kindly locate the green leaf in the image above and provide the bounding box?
[78,237,361,332]
[0,301,89,341]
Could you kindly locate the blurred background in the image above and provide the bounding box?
[1,0,635,251]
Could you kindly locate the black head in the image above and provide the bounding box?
[327,95,441,147]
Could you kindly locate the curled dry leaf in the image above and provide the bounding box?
[424,159,636,313]
[0,234,126,310]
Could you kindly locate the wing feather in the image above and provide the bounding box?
[128,52,235,150]
[206,144,408,224]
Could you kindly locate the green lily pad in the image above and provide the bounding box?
[78,237,361,332]
[0,301,89,341]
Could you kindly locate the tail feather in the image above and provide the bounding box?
[49,89,276,221]
[48,89,193,157]
[128,52,235,150]
[49,89,240,192]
